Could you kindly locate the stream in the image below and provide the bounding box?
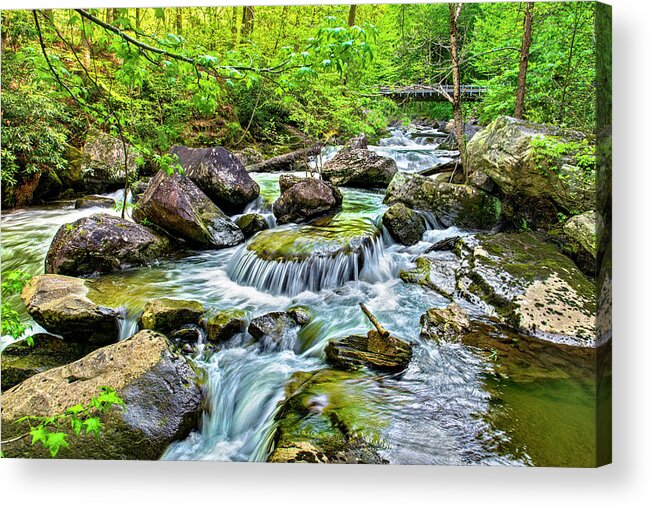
[0,127,597,466]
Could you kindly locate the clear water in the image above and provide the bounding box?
[0,128,596,466]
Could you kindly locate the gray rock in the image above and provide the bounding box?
[74,195,116,210]
[382,203,426,246]
[272,178,343,224]
[325,330,413,373]
[322,146,397,188]
[234,213,269,237]
[139,298,205,333]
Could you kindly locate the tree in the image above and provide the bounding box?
[241,6,255,41]
[348,5,357,27]
[448,3,469,180]
[515,2,534,119]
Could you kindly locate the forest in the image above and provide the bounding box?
[1,3,610,466]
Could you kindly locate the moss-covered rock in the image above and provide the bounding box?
[456,233,595,345]
[45,213,171,276]
[419,303,471,344]
[268,369,388,464]
[204,309,246,343]
[74,195,116,210]
[399,254,459,298]
[325,330,413,373]
[1,334,93,391]
[384,172,501,230]
[382,203,426,246]
[1,330,204,459]
[248,311,307,351]
[139,298,205,333]
[560,211,597,276]
[234,213,269,238]
[21,274,120,345]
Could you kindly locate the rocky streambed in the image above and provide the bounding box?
[1,120,601,466]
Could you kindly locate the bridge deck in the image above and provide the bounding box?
[378,85,487,102]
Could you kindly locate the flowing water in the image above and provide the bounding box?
[0,128,596,466]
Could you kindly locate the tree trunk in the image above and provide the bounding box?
[231,7,238,46]
[449,3,468,180]
[515,2,534,119]
[241,6,255,41]
[348,5,357,27]
[559,6,582,124]
[1,10,11,48]
[135,8,141,30]
[176,8,183,35]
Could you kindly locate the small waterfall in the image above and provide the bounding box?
[227,234,386,296]
[117,307,139,341]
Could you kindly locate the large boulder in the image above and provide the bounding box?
[1,330,204,459]
[133,171,244,249]
[272,178,343,225]
[74,195,116,210]
[170,145,260,213]
[80,130,138,194]
[325,330,413,373]
[466,116,595,227]
[139,298,205,333]
[45,214,171,276]
[322,146,397,188]
[1,334,93,391]
[456,233,595,346]
[268,369,388,464]
[560,211,597,276]
[278,174,307,194]
[385,172,501,230]
[382,203,426,246]
[21,274,120,345]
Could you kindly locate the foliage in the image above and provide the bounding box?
[1,270,32,344]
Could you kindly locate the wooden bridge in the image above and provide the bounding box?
[378,85,487,102]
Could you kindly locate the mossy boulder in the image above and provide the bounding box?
[45,214,171,276]
[139,298,205,333]
[456,233,595,345]
[322,146,397,188]
[74,195,116,210]
[382,203,426,246]
[384,172,501,230]
[278,174,307,194]
[1,330,204,459]
[400,254,459,299]
[234,213,269,238]
[21,274,120,345]
[325,330,413,373]
[560,211,597,276]
[1,334,93,391]
[419,303,471,344]
[80,129,139,194]
[272,178,343,224]
[268,369,388,464]
[132,171,244,249]
[204,309,246,344]
[170,145,260,214]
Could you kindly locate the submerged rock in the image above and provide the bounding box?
[21,274,120,345]
[322,146,397,188]
[45,214,171,276]
[385,172,501,230]
[268,369,388,464]
[234,213,269,237]
[1,330,204,459]
[382,203,426,246]
[248,311,305,351]
[205,309,246,344]
[171,145,260,213]
[325,330,413,373]
[456,233,595,345]
[74,195,116,210]
[272,178,343,224]
[1,334,93,391]
[139,298,205,333]
[133,171,244,249]
[419,303,471,344]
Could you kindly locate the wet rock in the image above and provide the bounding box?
[425,236,461,252]
[468,171,495,193]
[385,172,501,230]
[278,173,307,194]
[400,254,459,298]
[322,145,397,188]
[1,330,204,459]
[287,306,313,326]
[169,324,204,344]
[272,178,343,224]
[133,171,244,249]
[205,310,246,344]
[343,133,368,150]
[170,145,260,214]
[74,195,116,209]
[248,311,303,350]
[420,303,471,344]
[325,330,413,373]
[234,213,269,238]
[1,334,93,391]
[561,211,597,276]
[382,203,426,246]
[45,214,171,276]
[456,233,595,345]
[139,298,204,333]
[268,369,388,464]
[130,178,150,204]
[21,274,120,345]
[466,116,594,226]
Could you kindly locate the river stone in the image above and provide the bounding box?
[466,116,595,225]
[205,309,246,343]
[278,174,307,194]
[0,330,204,459]
[1,334,93,391]
[456,233,596,345]
[382,203,426,246]
[322,147,397,188]
[170,145,260,214]
[45,214,171,277]
[133,171,244,248]
[400,254,459,299]
[21,274,120,345]
[169,324,204,344]
[139,298,204,333]
[343,133,369,150]
[234,213,269,238]
[272,178,343,224]
[81,129,138,194]
[325,330,413,373]
[385,172,501,230]
[268,369,387,464]
[420,303,471,344]
[74,195,116,210]
[561,211,597,275]
[248,311,303,350]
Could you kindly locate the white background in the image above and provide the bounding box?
[1,0,649,505]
